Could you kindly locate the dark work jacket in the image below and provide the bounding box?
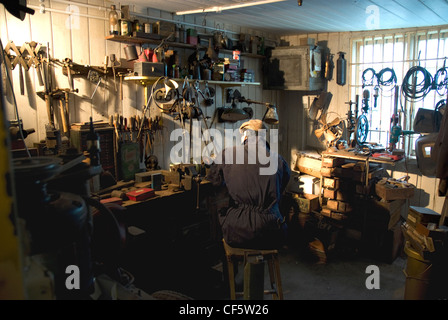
[206,136,291,249]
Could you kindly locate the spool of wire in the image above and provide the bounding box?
[361,68,377,88]
[401,66,434,102]
[434,66,448,96]
[377,67,397,93]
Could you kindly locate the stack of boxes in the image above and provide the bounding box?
[290,151,414,263]
[402,206,448,259]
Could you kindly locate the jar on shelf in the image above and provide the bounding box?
[109,5,119,35]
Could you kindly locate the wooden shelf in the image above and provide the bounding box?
[124,75,260,88]
[105,34,266,59]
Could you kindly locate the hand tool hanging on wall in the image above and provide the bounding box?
[63,58,74,91]
[44,43,54,127]
[4,41,29,95]
[28,41,45,86]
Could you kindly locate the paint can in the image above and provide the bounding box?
[144,23,152,34]
[124,45,138,61]
[121,20,131,36]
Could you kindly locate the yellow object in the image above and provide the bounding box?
[0,105,25,299]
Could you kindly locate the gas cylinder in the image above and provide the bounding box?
[337,52,346,86]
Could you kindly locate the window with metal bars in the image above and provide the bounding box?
[349,28,448,156]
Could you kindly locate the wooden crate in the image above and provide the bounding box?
[322,157,346,168]
[326,199,352,213]
[293,193,320,213]
[375,179,415,200]
[294,152,322,178]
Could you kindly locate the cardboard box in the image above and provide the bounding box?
[323,188,337,199]
[375,178,415,200]
[133,62,165,77]
[320,167,335,177]
[326,199,352,213]
[407,206,441,229]
[322,157,345,168]
[323,177,340,189]
[377,199,406,230]
[100,197,123,206]
[294,152,322,178]
[401,222,436,259]
[126,188,155,201]
[293,193,319,213]
[333,167,354,179]
[321,206,347,220]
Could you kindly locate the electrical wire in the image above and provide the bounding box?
[401,66,434,102]
[0,39,31,158]
[434,66,448,96]
[377,67,397,93]
[361,68,377,88]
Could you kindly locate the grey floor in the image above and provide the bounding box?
[276,248,407,300]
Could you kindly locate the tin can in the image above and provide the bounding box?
[144,23,152,33]
[121,20,131,36]
[133,20,142,33]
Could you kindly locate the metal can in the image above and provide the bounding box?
[133,20,142,33]
[121,20,131,36]
[144,23,152,33]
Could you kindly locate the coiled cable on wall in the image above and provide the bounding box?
[361,68,377,88]
[401,66,434,102]
[377,67,397,93]
[434,65,448,96]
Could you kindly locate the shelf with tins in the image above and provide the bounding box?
[124,75,260,88]
[105,34,266,59]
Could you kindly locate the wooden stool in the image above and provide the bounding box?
[222,239,283,300]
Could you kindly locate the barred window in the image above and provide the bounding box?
[349,27,448,156]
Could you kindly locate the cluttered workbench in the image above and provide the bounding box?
[290,147,414,263]
[90,164,223,297]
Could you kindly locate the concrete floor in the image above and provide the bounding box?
[274,247,407,300]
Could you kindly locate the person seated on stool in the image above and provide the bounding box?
[206,119,291,250]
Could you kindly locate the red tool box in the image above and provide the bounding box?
[126,188,155,201]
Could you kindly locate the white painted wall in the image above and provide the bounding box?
[1,1,444,213]
[280,30,445,213]
[0,0,280,171]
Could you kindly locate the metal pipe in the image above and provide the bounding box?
[49,0,109,11]
[28,4,108,20]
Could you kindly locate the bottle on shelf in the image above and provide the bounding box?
[109,5,119,35]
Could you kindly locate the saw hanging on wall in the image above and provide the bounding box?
[314,112,343,148]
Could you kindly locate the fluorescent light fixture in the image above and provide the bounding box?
[175,0,286,15]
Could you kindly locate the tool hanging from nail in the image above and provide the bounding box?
[88,70,102,100]
[5,40,29,96]
[63,58,74,91]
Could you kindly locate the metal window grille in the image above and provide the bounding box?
[349,27,448,156]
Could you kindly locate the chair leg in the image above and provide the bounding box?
[273,254,283,300]
[226,258,236,300]
[267,258,277,299]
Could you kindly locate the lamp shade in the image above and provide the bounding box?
[221,107,250,122]
[264,105,279,124]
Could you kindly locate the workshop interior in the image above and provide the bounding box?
[1,0,448,301]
